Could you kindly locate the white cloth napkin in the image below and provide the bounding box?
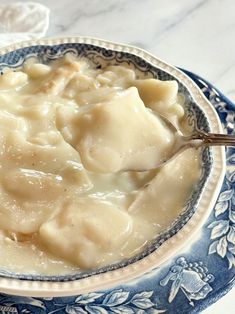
[0,2,50,48]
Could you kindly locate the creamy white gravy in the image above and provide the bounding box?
[0,55,201,274]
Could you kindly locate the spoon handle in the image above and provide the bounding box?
[189,132,235,147]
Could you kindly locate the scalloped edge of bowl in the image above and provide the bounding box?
[0,36,226,297]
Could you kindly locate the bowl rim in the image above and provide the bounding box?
[0,36,226,297]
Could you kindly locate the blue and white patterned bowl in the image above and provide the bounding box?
[0,37,225,297]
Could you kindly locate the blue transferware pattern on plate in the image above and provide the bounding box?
[0,71,234,313]
[0,44,213,283]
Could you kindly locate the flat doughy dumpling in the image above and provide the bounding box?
[0,110,28,131]
[134,79,184,126]
[134,78,178,106]
[37,60,80,95]
[129,149,201,228]
[75,87,120,106]
[97,65,136,88]
[2,169,63,201]
[63,73,99,99]
[39,198,132,268]
[2,131,91,189]
[0,128,92,234]
[0,184,60,234]
[0,71,28,89]
[0,168,64,233]
[71,87,174,172]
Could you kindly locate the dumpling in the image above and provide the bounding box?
[2,168,63,201]
[133,78,184,125]
[134,78,178,106]
[0,71,28,89]
[65,87,175,172]
[2,130,91,190]
[0,181,62,234]
[129,149,201,228]
[37,59,80,95]
[39,198,132,268]
[96,65,136,88]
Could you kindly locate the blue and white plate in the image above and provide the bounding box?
[0,38,232,312]
[0,70,233,314]
[0,39,225,296]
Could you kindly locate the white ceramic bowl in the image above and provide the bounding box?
[0,37,226,297]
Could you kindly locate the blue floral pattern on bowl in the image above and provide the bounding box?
[0,44,213,283]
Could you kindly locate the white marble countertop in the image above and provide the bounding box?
[4,0,233,104]
[1,0,235,312]
[4,0,235,101]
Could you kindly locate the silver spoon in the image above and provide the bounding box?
[129,113,235,172]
